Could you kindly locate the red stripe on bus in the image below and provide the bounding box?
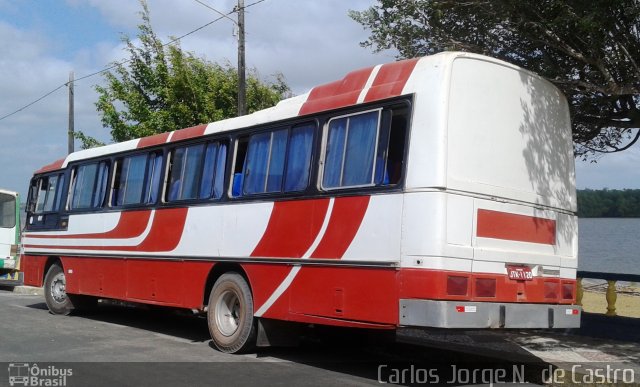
[476,209,556,245]
[251,198,330,258]
[24,208,188,252]
[298,66,374,116]
[364,58,419,102]
[25,210,152,239]
[35,158,65,174]
[170,124,207,143]
[310,196,370,259]
[137,132,171,149]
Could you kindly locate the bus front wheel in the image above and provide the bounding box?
[43,263,74,315]
[207,272,257,353]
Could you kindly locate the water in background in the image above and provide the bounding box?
[579,218,640,275]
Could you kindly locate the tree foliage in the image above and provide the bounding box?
[350,1,640,158]
[85,1,289,147]
[578,189,640,217]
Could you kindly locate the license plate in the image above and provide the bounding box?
[507,266,533,281]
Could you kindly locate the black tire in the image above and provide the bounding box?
[207,272,257,353]
[43,263,74,315]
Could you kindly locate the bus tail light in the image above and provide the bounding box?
[10,244,18,256]
[447,275,468,296]
[562,283,574,300]
[475,278,496,297]
[544,281,559,299]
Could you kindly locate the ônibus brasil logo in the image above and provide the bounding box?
[8,363,72,386]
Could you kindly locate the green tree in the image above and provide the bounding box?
[82,1,289,147]
[350,1,640,159]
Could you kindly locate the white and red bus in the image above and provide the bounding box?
[21,52,580,353]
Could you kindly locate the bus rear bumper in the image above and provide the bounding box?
[0,270,24,287]
[400,299,581,329]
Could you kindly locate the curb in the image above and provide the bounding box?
[12,286,44,296]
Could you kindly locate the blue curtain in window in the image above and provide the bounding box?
[182,145,204,200]
[343,111,378,186]
[213,144,227,199]
[323,118,347,188]
[145,154,163,204]
[200,144,218,199]
[284,124,313,191]
[266,129,288,192]
[92,162,109,207]
[244,132,270,194]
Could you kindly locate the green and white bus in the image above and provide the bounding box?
[0,189,21,286]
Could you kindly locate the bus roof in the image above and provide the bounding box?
[34,52,551,174]
[0,189,18,197]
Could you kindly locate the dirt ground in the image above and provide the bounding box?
[580,287,640,318]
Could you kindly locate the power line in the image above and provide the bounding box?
[0,0,267,123]
[193,0,237,25]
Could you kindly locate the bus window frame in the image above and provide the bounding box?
[164,139,229,204]
[30,172,66,215]
[66,160,111,212]
[110,150,165,209]
[229,121,318,199]
[319,108,383,191]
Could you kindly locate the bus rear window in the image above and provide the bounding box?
[0,193,16,228]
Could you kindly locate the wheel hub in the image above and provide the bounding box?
[50,272,67,303]
[215,290,241,337]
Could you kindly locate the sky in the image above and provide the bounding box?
[0,0,638,199]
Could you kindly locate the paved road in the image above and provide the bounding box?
[0,289,637,386]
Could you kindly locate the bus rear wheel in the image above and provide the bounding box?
[207,272,256,353]
[43,263,74,315]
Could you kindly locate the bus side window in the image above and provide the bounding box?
[39,174,64,213]
[322,110,380,189]
[234,123,314,197]
[322,106,407,190]
[69,161,109,210]
[166,144,204,202]
[112,152,161,206]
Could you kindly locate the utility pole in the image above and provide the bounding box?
[67,71,74,154]
[237,0,246,116]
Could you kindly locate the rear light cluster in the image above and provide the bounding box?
[446,276,497,298]
[544,281,559,299]
[446,276,468,296]
[475,278,496,297]
[562,283,575,300]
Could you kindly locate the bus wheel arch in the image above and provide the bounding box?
[43,256,63,286]
[203,262,252,310]
[204,263,257,353]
